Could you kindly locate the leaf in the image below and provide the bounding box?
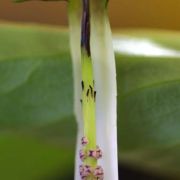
[0,24,75,179]
[0,24,180,179]
[0,24,72,127]
[0,133,75,180]
[114,31,180,178]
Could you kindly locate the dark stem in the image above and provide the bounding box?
[81,0,91,56]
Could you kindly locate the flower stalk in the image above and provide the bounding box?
[79,1,104,179]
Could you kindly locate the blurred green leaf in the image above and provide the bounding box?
[0,133,74,180]
[0,24,75,179]
[0,24,180,179]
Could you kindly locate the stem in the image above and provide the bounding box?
[81,54,97,167]
[81,0,97,168]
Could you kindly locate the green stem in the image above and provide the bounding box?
[81,0,97,173]
[81,51,97,167]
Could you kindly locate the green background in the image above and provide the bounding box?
[0,24,180,179]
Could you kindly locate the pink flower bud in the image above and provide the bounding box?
[81,136,88,146]
[79,165,92,179]
[93,165,104,179]
[79,149,86,161]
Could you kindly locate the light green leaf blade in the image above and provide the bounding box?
[0,24,73,127]
[0,24,75,179]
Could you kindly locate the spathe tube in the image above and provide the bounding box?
[68,1,118,179]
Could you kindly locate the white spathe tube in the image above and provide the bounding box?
[90,10,118,180]
[68,7,83,179]
[68,1,118,180]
